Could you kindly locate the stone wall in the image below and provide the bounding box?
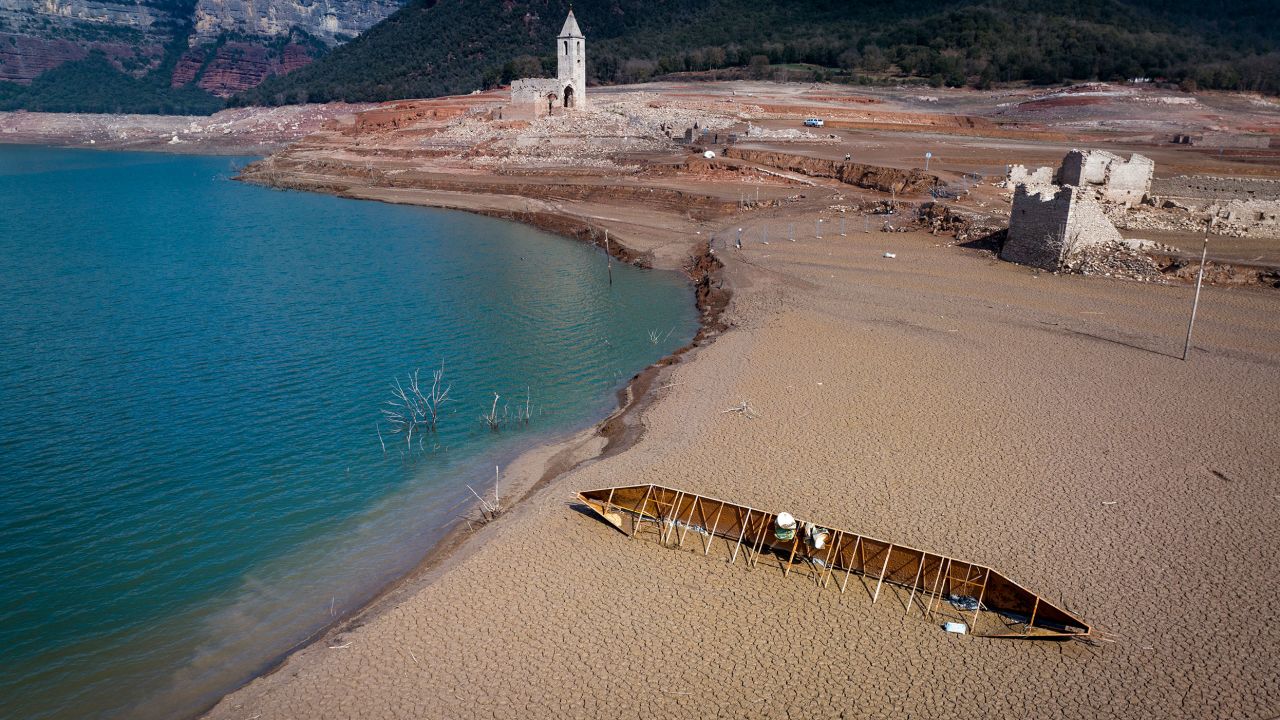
[1007,164,1054,188]
[1197,132,1272,149]
[1151,175,1280,203]
[1003,184,1124,271]
[510,79,561,118]
[1003,185,1073,270]
[1056,149,1153,207]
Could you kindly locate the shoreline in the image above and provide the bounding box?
[187,184,730,720]
[62,82,1275,718]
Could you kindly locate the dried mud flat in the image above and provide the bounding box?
[204,81,1279,719]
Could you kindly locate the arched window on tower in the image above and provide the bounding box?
[564,41,568,54]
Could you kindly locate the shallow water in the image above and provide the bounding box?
[0,145,699,719]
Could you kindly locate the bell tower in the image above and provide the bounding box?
[556,9,586,109]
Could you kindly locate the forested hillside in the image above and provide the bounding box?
[231,0,1280,108]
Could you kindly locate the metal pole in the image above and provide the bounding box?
[789,223,794,242]
[815,219,821,239]
[840,216,846,236]
[1182,236,1209,361]
[736,227,742,250]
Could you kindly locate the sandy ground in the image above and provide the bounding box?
[205,220,1280,720]
[193,81,1280,719]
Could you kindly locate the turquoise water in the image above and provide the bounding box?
[0,145,698,720]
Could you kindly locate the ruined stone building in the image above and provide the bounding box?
[1001,184,1124,270]
[509,10,587,118]
[1001,148,1146,271]
[1055,149,1153,207]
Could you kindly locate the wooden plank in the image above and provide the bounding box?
[905,551,926,614]
[748,514,769,568]
[820,530,842,589]
[704,500,726,555]
[729,508,752,565]
[840,535,862,594]
[661,491,684,545]
[924,555,946,619]
[872,543,894,603]
[629,484,654,538]
[678,495,701,548]
[973,567,991,627]
[783,534,801,576]
[930,558,953,618]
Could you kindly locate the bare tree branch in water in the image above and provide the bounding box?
[381,363,451,451]
[480,392,505,432]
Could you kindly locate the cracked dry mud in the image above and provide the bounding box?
[207,214,1280,719]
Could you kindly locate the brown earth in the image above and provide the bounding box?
[97,80,1275,720]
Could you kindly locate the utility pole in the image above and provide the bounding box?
[1182,235,1210,361]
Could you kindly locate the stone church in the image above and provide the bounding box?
[510,10,587,117]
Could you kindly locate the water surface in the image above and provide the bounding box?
[0,145,698,719]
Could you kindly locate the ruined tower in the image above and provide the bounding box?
[556,9,586,109]
[509,9,587,116]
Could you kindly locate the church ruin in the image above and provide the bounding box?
[509,10,587,118]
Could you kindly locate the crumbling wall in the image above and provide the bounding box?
[510,79,562,119]
[1058,150,1113,186]
[1198,132,1272,149]
[1210,199,1280,227]
[1056,149,1153,207]
[1003,185,1073,270]
[1103,154,1154,205]
[1003,185,1124,271]
[1007,164,1053,188]
[1151,175,1280,203]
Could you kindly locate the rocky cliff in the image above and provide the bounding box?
[0,0,405,101]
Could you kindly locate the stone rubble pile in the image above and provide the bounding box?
[1061,240,1167,282]
[423,92,746,167]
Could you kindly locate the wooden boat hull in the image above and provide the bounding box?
[577,484,1089,639]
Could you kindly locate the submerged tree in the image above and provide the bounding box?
[381,363,451,450]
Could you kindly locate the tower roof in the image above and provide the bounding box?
[558,9,583,38]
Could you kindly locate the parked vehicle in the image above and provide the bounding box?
[804,117,825,127]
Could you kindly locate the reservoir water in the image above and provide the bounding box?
[0,145,699,719]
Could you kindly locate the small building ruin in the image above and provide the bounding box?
[1007,164,1053,188]
[1001,148,1152,272]
[508,10,587,119]
[1002,184,1124,270]
[1055,149,1153,207]
[1006,149,1153,208]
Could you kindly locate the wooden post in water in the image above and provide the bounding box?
[1182,235,1209,361]
[605,229,613,286]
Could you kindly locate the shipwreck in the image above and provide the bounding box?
[577,484,1090,640]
